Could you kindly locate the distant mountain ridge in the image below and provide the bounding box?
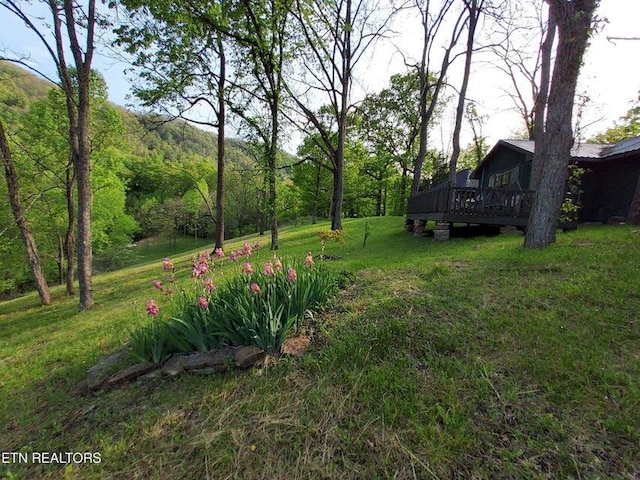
[0,60,249,164]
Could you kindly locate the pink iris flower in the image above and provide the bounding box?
[162,258,174,271]
[204,277,215,292]
[286,267,297,282]
[304,252,315,266]
[197,296,209,309]
[214,247,225,258]
[263,261,274,276]
[242,262,253,275]
[151,279,163,291]
[146,299,159,317]
[250,282,261,294]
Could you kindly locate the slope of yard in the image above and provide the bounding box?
[1,217,638,479]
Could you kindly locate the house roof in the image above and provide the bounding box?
[475,135,640,175]
[600,136,640,158]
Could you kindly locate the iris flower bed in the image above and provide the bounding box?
[130,244,338,363]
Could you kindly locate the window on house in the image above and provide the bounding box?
[489,166,519,188]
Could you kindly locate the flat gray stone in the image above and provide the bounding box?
[234,345,265,369]
[107,362,156,385]
[184,349,235,371]
[161,355,188,376]
[139,368,163,380]
[87,350,126,378]
[183,351,214,371]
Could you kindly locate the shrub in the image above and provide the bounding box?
[129,251,338,362]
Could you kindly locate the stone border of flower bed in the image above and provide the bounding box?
[73,336,311,396]
[73,345,265,395]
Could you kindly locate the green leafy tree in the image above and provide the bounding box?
[114,0,231,250]
[591,94,640,144]
[1,0,99,309]
[356,72,425,215]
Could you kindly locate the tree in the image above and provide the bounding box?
[448,0,486,186]
[0,120,51,305]
[524,0,599,248]
[464,101,488,166]
[410,0,466,197]
[293,133,334,223]
[1,0,98,309]
[290,0,394,230]
[488,0,555,146]
[591,94,640,144]
[114,0,230,250]
[232,0,294,250]
[356,72,423,215]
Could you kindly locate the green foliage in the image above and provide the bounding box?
[0,67,139,294]
[591,93,640,144]
[560,165,585,223]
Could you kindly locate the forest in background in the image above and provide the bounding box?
[0,61,453,297]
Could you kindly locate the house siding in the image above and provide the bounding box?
[578,154,640,222]
[476,148,531,189]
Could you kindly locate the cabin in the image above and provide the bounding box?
[406,136,640,235]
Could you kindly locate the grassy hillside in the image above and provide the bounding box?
[0,218,638,479]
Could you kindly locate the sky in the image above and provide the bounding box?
[0,0,638,155]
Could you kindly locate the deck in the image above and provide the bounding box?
[406,186,534,227]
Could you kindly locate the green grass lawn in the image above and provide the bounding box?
[1,217,638,479]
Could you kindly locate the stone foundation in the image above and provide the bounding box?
[433,222,450,241]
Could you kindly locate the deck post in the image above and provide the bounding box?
[404,219,415,232]
[433,221,450,241]
[413,219,427,236]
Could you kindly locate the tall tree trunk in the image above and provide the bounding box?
[330,149,344,229]
[0,120,51,305]
[530,13,556,189]
[312,161,320,224]
[65,164,75,295]
[63,0,95,309]
[525,0,598,248]
[57,235,64,285]
[74,95,93,309]
[330,0,351,232]
[449,0,481,186]
[268,103,279,250]
[214,34,226,251]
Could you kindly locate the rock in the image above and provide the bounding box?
[404,220,415,232]
[280,335,311,357]
[183,349,234,371]
[87,350,126,378]
[413,220,427,236]
[207,348,235,371]
[107,362,157,385]
[433,222,450,241]
[139,369,163,380]
[161,355,188,376]
[183,351,212,371]
[84,349,127,391]
[234,346,265,369]
[87,374,108,391]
